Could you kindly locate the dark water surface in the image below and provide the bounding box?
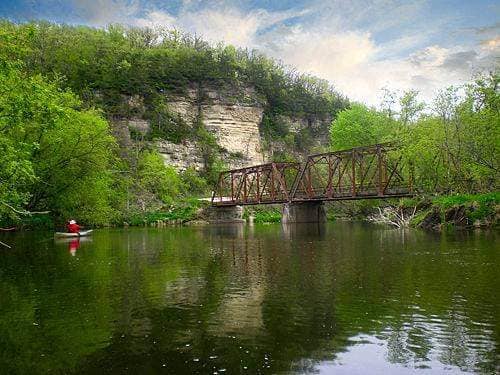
[0,223,498,374]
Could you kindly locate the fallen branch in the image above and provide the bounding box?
[368,205,418,228]
[0,227,16,231]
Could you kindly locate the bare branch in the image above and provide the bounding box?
[1,202,50,216]
[368,205,417,228]
[0,240,12,249]
[0,227,16,231]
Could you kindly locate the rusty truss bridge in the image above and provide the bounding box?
[211,143,414,207]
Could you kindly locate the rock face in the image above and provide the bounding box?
[266,114,332,160]
[203,103,265,166]
[156,140,204,171]
[112,83,331,171]
[280,115,331,145]
[205,205,244,223]
[166,83,267,169]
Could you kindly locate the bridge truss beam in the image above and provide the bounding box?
[211,144,413,207]
[291,143,413,202]
[211,162,301,206]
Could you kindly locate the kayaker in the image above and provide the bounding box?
[66,220,81,233]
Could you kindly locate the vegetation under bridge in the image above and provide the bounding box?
[211,143,414,206]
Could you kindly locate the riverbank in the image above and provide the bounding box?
[2,198,210,231]
[3,193,498,232]
[327,192,499,230]
[413,192,499,230]
[242,192,499,231]
[123,199,209,227]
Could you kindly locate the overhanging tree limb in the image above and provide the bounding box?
[0,240,12,249]
[1,201,50,216]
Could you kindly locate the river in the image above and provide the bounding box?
[0,222,498,374]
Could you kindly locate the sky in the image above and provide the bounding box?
[1,0,498,105]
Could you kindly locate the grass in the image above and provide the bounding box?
[433,192,499,222]
[432,192,499,208]
[407,192,499,228]
[246,207,282,223]
[326,210,337,221]
[253,210,282,223]
[399,197,423,208]
[248,206,337,223]
[410,208,432,227]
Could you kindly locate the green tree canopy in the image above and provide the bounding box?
[330,103,396,150]
[330,75,499,193]
[0,63,116,225]
[137,150,185,206]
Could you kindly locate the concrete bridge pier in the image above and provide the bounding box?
[282,202,326,224]
[207,205,245,224]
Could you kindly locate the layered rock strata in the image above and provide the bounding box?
[166,83,266,168]
[113,83,331,171]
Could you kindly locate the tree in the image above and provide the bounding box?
[137,150,185,206]
[330,104,396,150]
[181,167,208,196]
[380,87,397,119]
[399,90,425,125]
[331,76,499,194]
[1,21,348,142]
[0,136,35,222]
[0,63,117,225]
[402,74,499,192]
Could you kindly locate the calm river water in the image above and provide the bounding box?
[0,222,498,374]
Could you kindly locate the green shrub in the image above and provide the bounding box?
[431,192,499,224]
[181,167,208,196]
[247,208,282,223]
[410,209,432,227]
[126,199,208,225]
[138,150,185,205]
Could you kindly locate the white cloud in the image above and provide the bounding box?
[134,6,308,48]
[259,25,497,105]
[134,10,176,28]
[175,8,263,47]
[73,0,141,26]
[258,26,379,99]
[481,36,500,51]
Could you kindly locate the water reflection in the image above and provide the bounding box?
[0,224,498,374]
[54,236,93,256]
[203,223,245,239]
[281,222,326,240]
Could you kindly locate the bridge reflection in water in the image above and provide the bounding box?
[212,143,414,207]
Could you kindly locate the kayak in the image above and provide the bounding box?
[54,230,93,238]
[54,236,92,244]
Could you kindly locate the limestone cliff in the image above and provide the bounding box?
[165,83,267,169]
[115,83,331,171]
